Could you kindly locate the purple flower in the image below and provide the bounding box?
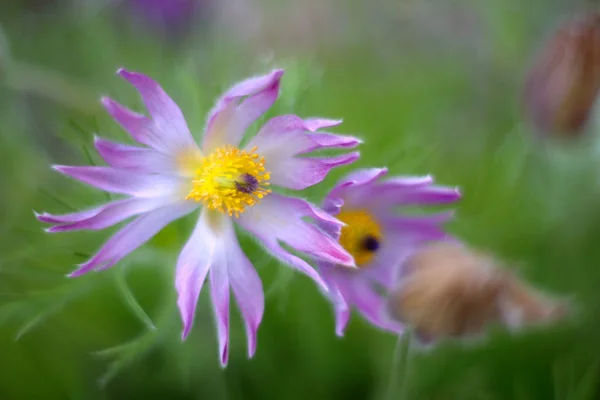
[36,68,360,366]
[316,168,460,336]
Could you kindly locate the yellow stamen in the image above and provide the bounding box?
[337,209,382,267]
[185,145,271,217]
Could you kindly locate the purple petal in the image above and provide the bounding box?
[227,235,265,358]
[325,168,388,207]
[318,263,351,336]
[361,185,461,210]
[94,136,176,173]
[176,208,219,339]
[237,193,355,290]
[303,118,343,132]
[117,69,195,151]
[52,165,183,198]
[248,115,360,156]
[44,197,169,233]
[210,245,230,367]
[381,211,455,241]
[268,152,360,190]
[69,202,196,277]
[203,70,284,152]
[334,271,403,333]
[35,206,105,224]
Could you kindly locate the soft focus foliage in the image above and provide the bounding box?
[1,0,600,399]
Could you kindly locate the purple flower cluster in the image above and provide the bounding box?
[37,68,460,366]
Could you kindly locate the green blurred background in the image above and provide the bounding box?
[1,0,600,399]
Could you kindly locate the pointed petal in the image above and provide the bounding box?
[325,168,388,208]
[318,263,351,336]
[94,136,176,173]
[117,69,195,151]
[69,202,196,277]
[52,165,183,198]
[35,206,105,224]
[176,208,219,339]
[203,69,284,151]
[248,115,360,155]
[227,236,264,358]
[381,211,455,241]
[269,152,360,190]
[238,194,354,290]
[303,118,343,131]
[45,197,169,232]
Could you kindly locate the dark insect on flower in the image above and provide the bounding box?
[386,241,570,344]
[523,12,600,138]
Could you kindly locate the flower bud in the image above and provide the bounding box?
[387,242,570,344]
[523,12,600,138]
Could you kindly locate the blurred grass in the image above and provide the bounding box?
[1,0,600,399]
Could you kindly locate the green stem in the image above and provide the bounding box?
[385,331,413,400]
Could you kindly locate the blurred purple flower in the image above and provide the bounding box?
[316,168,460,336]
[37,68,360,366]
[127,0,205,37]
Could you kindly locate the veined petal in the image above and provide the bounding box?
[360,184,461,210]
[102,97,176,153]
[117,68,195,151]
[52,165,184,198]
[176,208,219,339]
[268,152,360,190]
[247,115,361,156]
[69,202,196,277]
[237,193,355,290]
[209,247,230,368]
[324,168,388,209]
[35,206,105,224]
[331,269,403,333]
[94,136,176,174]
[381,211,455,241]
[227,234,264,359]
[203,70,284,152]
[318,263,351,336]
[303,118,343,132]
[43,197,170,233]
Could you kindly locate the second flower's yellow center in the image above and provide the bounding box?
[186,145,271,217]
[337,209,383,268]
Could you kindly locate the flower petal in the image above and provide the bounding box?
[268,152,360,190]
[237,193,354,290]
[43,197,169,233]
[303,118,343,132]
[318,263,351,336]
[324,168,388,210]
[248,115,361,156]
[176,208,219,339]
[381,211,455,241]
[361,184,461,211]
[69,202,196,277]
[117,68,195,151]
[333,270,403,333]
[203,69,284,152]
[209,248,230,368]
[52,165,184,198]
[94,136,176,174]
[35,206,105,224]
[227,235,264,358]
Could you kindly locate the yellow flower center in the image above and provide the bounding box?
[185,145,271,217]
[337,209,382,268]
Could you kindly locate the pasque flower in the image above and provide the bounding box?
[36,68,360,365]
[316,168,460,335]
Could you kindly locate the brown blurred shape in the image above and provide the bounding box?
[523,12,600,138]
[387,242,570,343]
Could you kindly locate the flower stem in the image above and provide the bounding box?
[385,331,413,400]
